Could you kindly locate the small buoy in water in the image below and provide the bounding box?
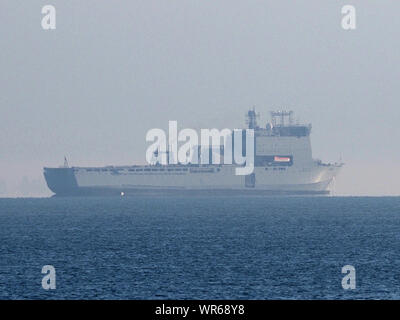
[121,192,125,196]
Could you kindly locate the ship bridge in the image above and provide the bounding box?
[244,109,313,166]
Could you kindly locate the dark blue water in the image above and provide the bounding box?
[0,196,399,299]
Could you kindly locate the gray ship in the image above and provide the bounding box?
[44,110,343,196]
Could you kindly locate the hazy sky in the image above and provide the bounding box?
[1,1,399,196]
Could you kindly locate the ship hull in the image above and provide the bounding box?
[52,189,329,197]
[44,167,335,197]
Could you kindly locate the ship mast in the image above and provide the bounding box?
[246,107,260,129]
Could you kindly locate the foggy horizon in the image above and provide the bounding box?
[1,0,400,197]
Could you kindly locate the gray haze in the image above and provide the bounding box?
[1,0,399,196]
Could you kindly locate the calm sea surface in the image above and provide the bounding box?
[0,196,399,299]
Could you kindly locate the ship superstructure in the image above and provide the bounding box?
[44,109,342,196]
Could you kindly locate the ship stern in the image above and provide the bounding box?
[43,167,79,196]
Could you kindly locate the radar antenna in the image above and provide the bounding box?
[270,110,294,126]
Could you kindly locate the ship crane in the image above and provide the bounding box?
[63,156,69,168]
